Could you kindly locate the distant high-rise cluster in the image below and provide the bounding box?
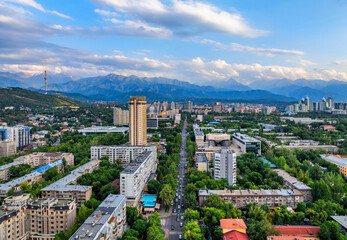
[147,101,179,118]
[113,107,129,125]
[129,96,147,146]
[285,96,347,113]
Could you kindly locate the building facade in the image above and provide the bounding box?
[0,140,16,158]
[198,189,303,208]
[120,151,156,206]
[26,198,76,240]
[129,96,147,146]
[1,126,31,150]
[213,149,237,186]
[69,194,126,240]
[41,160,100,206]
[15,152,74,168]
[90,144,157,166]
[232,133,261,155]
[113,108,129,126]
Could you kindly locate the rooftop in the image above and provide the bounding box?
[199,189,303,197]
[41,160,99,192]
[196,153,208,163]
[273,225,320,237]
[321,154,347,167]
[0,172,42,192]
[232,133,260,143]
[0,161,22,171]
[274,169,311,190]
[223,230,249,240]
[69,194,125,240]
[331,216,347,229]
[121,151,152,174]
[220,218,247,230]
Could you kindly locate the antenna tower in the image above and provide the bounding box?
[44,65,47,95]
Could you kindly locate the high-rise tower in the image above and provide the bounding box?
[129,96,147,146]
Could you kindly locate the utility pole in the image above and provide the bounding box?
[44,65,47,95]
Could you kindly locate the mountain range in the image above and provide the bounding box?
[0,71,346,102]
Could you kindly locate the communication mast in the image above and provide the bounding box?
[44,65,47,95]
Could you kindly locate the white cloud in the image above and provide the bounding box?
[4,0,72,19]
[95,0,267,37]
[94,9,119,17]
[201,39,304,57]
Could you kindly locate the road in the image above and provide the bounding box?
[162,119,188,240]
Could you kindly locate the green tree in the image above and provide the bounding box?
[126,207,138,227]
[148,212,162,227]
[159,184,174,209]
[147,225,166,240]
[75,205,93,225]
[311,179,332,201]
[248,219,274,240]
[205,194,224,209]
[147,179,160,194]
[319,221,345,240]
[43,166,59,181]
[184,209,200,221]
[183,220,205,240]
[133,219,147,236]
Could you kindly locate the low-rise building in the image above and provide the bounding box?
[214,149,236,186]
[27,198,76,240]
[195,131,205,148]
[0,172,42,198]
[91,144,157,166]
[15,152,74,168]
[331,216,347,235]
[320,125,336,131]
[196,153,209,172]
[267,225,320,240]
[0,140,17,158]
[274,169,312,202]
[69,194,126,240]
[120,151,156,206]
[78,126,129,135]
[0,161,22,181]
[320,154,347,177]
[232,133,261,155]
[41,160,100,206]
[198,189,303,208]
[206,133,231,147]
[275,145,339,153]
[220,219,247,234]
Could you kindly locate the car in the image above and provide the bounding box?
[180,222,183,227]
[173,209,177,213]
[171,225,175,230]
[177,217,180,222]
[179,234,183,239]
[178,205,181,209]
[178,209,181,214]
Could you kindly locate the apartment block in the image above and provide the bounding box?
[0,204,29,240]
[120,151,156,206]
[195,131,205,148]
[113,107,129,126]
[198,189,303,208]
[232,133,261,155]
[90,144,157,166]
[0,161,22,181]
[41,160,100,206]
[0,140,17,158]
[196,153,209,172]
[69,194,126,240]
[206,133,231,147]
[274,169,312,202]
[0,126,30,150]
[213,149,237,186]
[0,172,42,198]
[15,152,74,168]
[27,198,76,240]
[320,154,347,177]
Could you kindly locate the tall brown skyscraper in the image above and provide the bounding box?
[129,96,147,146]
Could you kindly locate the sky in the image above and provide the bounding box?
[1,0,347,85]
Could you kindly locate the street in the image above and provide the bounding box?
[162,119,188,240]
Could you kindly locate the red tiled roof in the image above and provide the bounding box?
[223,230,249,240]
[268,236,306,240]
[220,219,247,230]
[274,225,320,237]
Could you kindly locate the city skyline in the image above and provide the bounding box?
[1,0,347,85]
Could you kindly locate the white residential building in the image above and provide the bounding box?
[213,149,237,186]
[69,194,126,240]
[90,144,157,166]
[120,151,156,206]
